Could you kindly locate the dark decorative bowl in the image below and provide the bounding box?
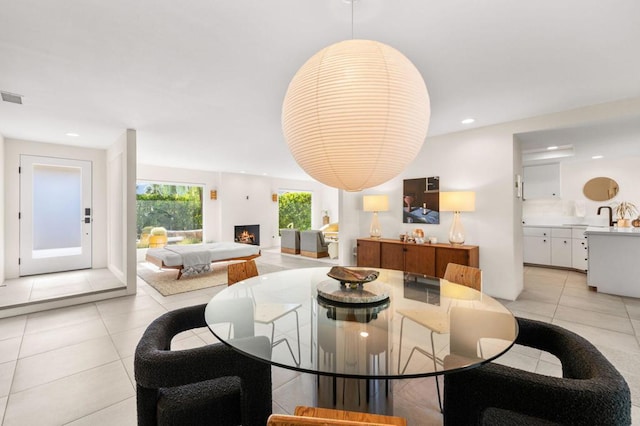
[327,266,379,287]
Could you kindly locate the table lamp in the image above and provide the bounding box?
[363,195,389,238]
[439,191,476,245]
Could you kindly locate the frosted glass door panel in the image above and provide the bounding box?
[33,165,82,253]
[20,155,92,275]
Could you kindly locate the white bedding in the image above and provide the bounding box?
[147,242,260,267]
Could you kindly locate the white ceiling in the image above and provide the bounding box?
[1,0,640,181]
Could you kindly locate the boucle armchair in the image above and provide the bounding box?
[134,303,272,426]
[443,317,631,426]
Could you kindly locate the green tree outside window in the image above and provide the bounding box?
[278,192,312,231]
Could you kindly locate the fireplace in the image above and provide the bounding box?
[234,225,260,246]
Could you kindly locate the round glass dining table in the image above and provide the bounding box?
[204,267,517,413]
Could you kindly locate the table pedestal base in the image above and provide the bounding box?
[315,375,394,415]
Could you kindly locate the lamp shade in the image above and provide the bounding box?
[440,192,476,212]
[363,194,389,212]
[282,39,430,192]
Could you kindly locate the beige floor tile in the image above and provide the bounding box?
[596,346,640,376]
[535,359,562,377]
[95,293,164,317]
[0,316,26,340]
[0,258,637,425]
[393,376,442,415]
[12,336,120,392]
[100,305,167,334]
[110,325,148,359]
[272,366,302,391]
[506,308,553,323]
[0,337,21,364]
[493,350,538,372]
[631,402,640,425]
[525,267,569,279]
[552,319,640,355]
[169,333,208,350]
[29,281,95,301]
[555,305,634,335]
[502,299,558,318]
[559,292,629,318]
[0,285,32,307]
[65,396,137,426]
[121,356,135,387]
[0,395,7,425]
[161,292,220,311]
[19,318,109,358]
[271,373,318,414]
[563,285,624,303]
[0,361,16,398]
[88,278,127,291]
[25,304,101,335]
[518,286,563,305]
[3,361,134,426]
[626,302,640,321]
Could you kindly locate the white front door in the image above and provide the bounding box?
[19,155,92,276]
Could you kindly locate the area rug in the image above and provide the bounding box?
[137,261,286,296]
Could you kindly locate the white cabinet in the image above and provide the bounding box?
[523,164,560,199]
[587,228,640,298]
[551,228,572,267]
[571,227,588,271]
[523,227,551,265]
[523,226,580,269]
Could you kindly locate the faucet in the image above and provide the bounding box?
[597,206,614,227]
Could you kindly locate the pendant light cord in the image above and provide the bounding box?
[351,0,354,39]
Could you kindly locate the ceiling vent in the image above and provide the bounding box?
[1,91,23,104]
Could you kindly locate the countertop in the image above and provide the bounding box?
[585,226,640,236]
[522,224,589,229]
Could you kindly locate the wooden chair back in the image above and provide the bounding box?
[285,406,406,426]
[227,259,259,286]
[443,263,482,291]
[267,415,391,426]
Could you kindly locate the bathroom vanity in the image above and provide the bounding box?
[586,226,640,298]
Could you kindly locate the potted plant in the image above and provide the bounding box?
[612,201,637,227]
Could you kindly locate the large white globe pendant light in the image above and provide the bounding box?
[282,39,430,191]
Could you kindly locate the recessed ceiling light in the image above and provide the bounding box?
[461,118,475,124]
[65,132,79,137]
[592,155,603,159]
[547,146,558,150]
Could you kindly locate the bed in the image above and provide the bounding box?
[145,242,261,279]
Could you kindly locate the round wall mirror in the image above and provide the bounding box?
[583,177,619,201]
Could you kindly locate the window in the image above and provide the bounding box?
[278,191,312,231]
[136,182,203,247]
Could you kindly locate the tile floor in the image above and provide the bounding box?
[0,256,638,425]
[0,269,124,308]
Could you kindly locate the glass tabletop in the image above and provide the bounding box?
[204,267,517,380]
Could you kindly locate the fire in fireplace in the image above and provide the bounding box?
[234,225,260,246]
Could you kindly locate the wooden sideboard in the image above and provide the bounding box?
[356,238,479,278]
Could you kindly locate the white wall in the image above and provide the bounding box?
[3,138,108,279]
[136,165,333,249]
[107,129,137,293]
[0,133,4,284]
[342,97,640,301]
[523,156,640,222]
[137,164,222,242]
